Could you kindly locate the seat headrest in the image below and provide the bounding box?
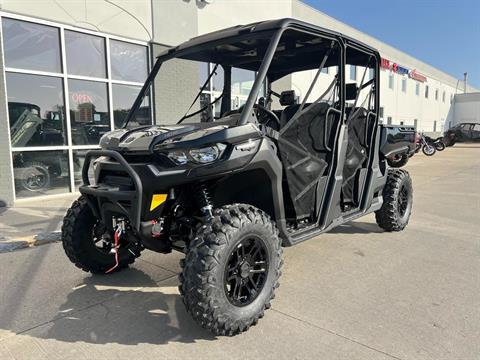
[346,83,358,101]
[279,90,297,106]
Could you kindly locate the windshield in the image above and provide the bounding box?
[123,27,348,129]
[122,32,274,128]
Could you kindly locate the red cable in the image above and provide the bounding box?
[105,229,120,274]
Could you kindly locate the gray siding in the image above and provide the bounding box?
[0,27,15,206]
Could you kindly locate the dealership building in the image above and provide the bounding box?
[0,0,478,206]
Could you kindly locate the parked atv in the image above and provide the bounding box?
[61,19,414,336]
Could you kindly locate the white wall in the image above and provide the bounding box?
[448,93,480,128]
[379,69,458,132]
[0,0,153,41]
[196,0,292,35]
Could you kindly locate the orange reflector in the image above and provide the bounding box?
[150,194,167,211]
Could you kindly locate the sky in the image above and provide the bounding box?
[303,0,480,89]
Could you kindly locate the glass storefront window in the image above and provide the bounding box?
[68,79,110,145]
[2,18,62,73]
[112,84,150,128]
[12,150,70,198]
[1,15,150,200]
[6,72,67,147]
[110,40,148,83]
[72,150,95,189]
[65,30,106,78]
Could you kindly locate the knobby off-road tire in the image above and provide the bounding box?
[62,196,140,274]
[387,154,409,168]
[179,204,283,336]
[375,169,413,232]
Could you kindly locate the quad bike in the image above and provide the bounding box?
[61,19,414,336]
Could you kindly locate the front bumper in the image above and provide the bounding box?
[80,150,145,231]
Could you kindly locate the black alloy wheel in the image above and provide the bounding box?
[224,236,269,307]
[397,184,410,217]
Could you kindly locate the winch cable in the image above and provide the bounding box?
[105,227,121,274]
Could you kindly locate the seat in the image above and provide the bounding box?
[278,90,299,128]
[280,104,302,128]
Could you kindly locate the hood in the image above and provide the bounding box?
[100,123,231,152]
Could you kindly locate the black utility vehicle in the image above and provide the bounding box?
[62,19,414,336]
[443,123,480,146]
[380,124,416,167]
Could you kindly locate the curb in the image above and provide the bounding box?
[0,231,61,253]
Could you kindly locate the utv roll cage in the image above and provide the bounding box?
[125,18,380,130]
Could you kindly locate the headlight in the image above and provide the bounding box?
[167,150,188,165]
[166,144,226,165]
[189,146,221,163]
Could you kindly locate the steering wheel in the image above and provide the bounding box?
[254,104,281,130]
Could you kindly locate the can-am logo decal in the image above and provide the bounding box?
[380,57,427,82]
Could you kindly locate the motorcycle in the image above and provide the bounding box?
[415,133,436,156]
[434,139,446,151]
[425,135,445,151]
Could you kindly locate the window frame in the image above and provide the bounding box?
[401,77,407,93]
[388,73,394,90]
[0,12,151,201]
[349,64,356,81]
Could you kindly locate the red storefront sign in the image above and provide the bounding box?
[409,69,427,82]
[381,57,427,82]
[381,58,390,70]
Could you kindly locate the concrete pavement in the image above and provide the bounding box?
[0,194,78,251]
[0,145,479,359]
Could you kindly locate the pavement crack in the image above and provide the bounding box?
[271,308,405,360]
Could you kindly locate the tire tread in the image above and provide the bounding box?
[179,204,282,336]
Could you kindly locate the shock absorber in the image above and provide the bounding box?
[195,183,213,219]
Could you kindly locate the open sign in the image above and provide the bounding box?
[71,92,93,104]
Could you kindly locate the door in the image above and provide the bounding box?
[470,123,480,141]
[340,47,378,212]
[459,124,472,141]
[268,30,342,223]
